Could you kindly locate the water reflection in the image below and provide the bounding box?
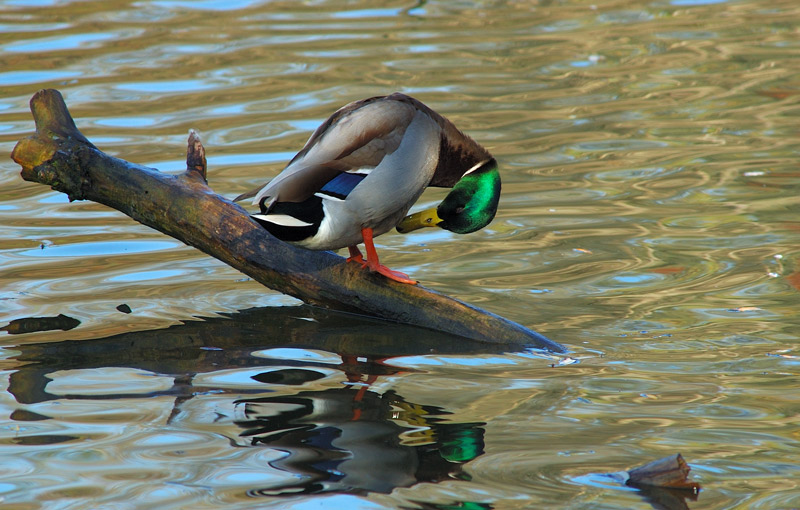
[235,377,485,497]
[628,483,698,510]
[4,305,699,509]
[1,313,80,335]
[5,0,800,505]
[574,470,699,510]
[7,305,528,405]
[6,305,511,503]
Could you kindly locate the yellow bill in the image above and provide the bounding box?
[396,206,442,234]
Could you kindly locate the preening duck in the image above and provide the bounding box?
[236,92,501,284]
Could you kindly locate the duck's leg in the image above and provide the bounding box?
[346,245,366,266]
[359,227,417,284]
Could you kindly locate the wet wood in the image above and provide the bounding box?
[627,453,701,491]
[11,89,565,352]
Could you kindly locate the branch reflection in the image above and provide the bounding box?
[7,305,521,504]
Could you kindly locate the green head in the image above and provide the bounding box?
[397,159,501,234]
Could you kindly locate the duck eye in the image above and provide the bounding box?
[455,206,465,215]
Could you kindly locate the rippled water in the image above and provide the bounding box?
[2,0,800,508]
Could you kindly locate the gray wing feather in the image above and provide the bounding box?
[250,97,416,208]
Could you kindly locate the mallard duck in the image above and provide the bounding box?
[236,92,501,284]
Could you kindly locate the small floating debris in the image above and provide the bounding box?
[727,306,761,313]
[757,88,800,100]
[1,314,80,335]
[551,356,579,367]
[573,248,592,254]
[767,349,797,359]
[785,271,800,291]
[116,303,132,314]
[583,454,700,509]
[584,453,701,510]
[625,453,701,492]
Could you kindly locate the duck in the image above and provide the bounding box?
[235,92,501,284]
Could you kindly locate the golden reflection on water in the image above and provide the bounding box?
[2,0,800,508]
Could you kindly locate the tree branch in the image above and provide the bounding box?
[11,89,565,352]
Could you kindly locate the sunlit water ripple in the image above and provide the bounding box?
[1,0,800,508]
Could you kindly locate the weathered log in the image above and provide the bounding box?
[11,89,565,352]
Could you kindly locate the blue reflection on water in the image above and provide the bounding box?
[612,274,660,284]
[332,8,404,19]
[94,117,162,128]
[152,152,297,173]
[115,80,218,93]
[3,33,118,53]
[0,70,81,86]
[19,240,180,258]
[107,269,185,282]
[149,0,264,11]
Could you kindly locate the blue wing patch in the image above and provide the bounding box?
[319,172,367,200]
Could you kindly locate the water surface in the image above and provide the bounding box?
[1,0,799,508]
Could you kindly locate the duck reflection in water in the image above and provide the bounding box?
[6,305,691,510]
[233,362,486,498]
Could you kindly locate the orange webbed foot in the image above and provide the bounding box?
[345,230,418,285]
[367,261,417,285]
